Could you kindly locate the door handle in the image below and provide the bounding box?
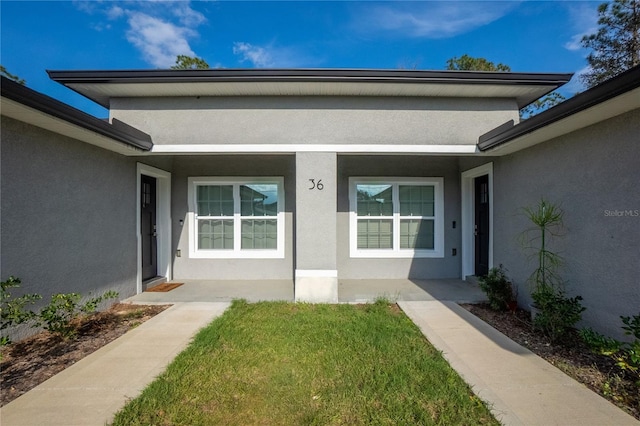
[474,225,478,236]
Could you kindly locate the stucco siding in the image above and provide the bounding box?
[493,109,640,339]
[111,97,519,147]
[0,116,138,304]
[170,155,295,280]
[459,156,499,173]
[337,155,461,279]
[295,152,337,271]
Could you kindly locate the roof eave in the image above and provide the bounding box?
[47,68,574,85]
[47,68,572,109]
[478,65,640,151]
[1,76,153,151]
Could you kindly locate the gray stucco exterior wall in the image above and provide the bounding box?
[337,155,462,279]
[110,97,519,146]
[0,116,138,304]
[295,152,337,271]
[492,109,640,339]
[170,155,295,280]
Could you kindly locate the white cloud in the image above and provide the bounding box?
[107,6,124,20]
[77,1,206,68]
[355,2,518,39]
[564,33,585,52]
[233,42,275,68]
[126,12,196,68]
[233,42,319,68]
[172,2,206,27]
[562,65,590,96]
[563,4,598,52]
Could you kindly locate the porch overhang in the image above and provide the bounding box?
[48,68,572,110]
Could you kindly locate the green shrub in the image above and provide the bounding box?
[534,290,585,342]
[478,265,514,311]
[36,290,118,339]
[581,314,640,385]
[0,276,41,346]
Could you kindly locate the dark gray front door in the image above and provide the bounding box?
[474,174,490,276]
[141,175,157,281]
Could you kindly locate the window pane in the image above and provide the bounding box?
[240,184,278,216]
[197,185,233,216]
[399,185,434,216]
[198,219,233,249]
[356,184,393,216]
[357,219,393,249]
[241,219,277,249]
[400,219,434,249]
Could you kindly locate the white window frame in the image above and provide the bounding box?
[188,176,285,259]
[349,177,444,258]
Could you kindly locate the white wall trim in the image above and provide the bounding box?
[150,144,479,155]
[461,162,493,280]
[136,163,172,294]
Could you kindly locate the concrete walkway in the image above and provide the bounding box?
[399,301,639,426]
[0,302,230,426]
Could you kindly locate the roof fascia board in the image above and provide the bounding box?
[0,76,152,151]
[47,68,573,86]
[478,65,640,151]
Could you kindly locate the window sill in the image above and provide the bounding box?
[350,249,444,259]
[189,249,285,259]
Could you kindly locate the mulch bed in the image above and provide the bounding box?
[0,303,170,406]
[461,303,639,420]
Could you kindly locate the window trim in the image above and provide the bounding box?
[188,176,285,259]
[349,177,444,258]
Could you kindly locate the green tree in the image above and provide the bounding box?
[444,54,565,119]
[171,55,210,70]
[1,65,26,85]
[520,91,566,119]
[445,54,511,72]
[581,0,640,88]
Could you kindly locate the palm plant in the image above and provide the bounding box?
[520,199,565,301]
[520,199,585,341]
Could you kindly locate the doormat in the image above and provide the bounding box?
[145,282,184,292]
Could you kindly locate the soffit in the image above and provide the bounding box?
[61,81,561,109]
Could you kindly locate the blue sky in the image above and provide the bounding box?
[1,1,600,117]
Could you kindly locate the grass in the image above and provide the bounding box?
[112,300,498,425]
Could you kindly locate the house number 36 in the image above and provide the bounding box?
[308,179,324,190]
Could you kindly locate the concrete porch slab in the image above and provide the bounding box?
[125,279,295,304]
[124,278,485,305]
[339,278,487,303]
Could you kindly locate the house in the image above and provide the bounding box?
[1,65,638,339]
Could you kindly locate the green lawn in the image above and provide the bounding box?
[112,300,497,425]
